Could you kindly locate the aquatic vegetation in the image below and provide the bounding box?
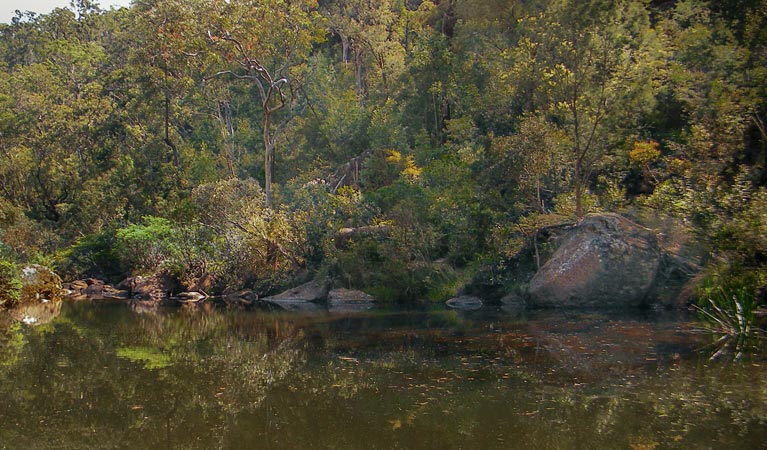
[693,289,766,361]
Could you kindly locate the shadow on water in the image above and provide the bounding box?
[0,301,765,449]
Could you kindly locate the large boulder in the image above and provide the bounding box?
[327,288,375,313]
[19,265,62,304]
[527,213,661,308]
[261,279,329,312]
[263,279,328,303]
[446,295,483,311]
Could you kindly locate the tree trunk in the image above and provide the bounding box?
[574,161,583,219]
[354,47,365,93]
[536,177,544,212]
[218,100,236,178]
[264,114,273,208]
[341,35,350,66]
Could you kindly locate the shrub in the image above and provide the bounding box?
[59,229,122,281]
[116,216,177,275]
[0,261,22,307]
[192,179,307,293]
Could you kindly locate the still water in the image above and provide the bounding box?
[1,300,765,449]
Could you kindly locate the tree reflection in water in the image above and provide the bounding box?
[0,302,765,449]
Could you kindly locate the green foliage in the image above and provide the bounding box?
[59,229,121,280]
[116,216,177,275]
[0,260,22,307]
[697,267,766,312]
[327,235,454,303]
[0,0,765,312]
[191,179,307,293]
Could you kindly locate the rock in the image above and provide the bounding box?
[218,290,258,308]
[500,292,527,315]
[649,252,702,308]
[174,291,207,303]
[263,280,328,303]
[115,277,133,291]
[63,279,129,300]
[261,279,329,313]
[188,272,216,295]
[83,280,105,296]
[69,279,88,291]
[528,213,661,308]
[446,295,484,311]
[327,288,375,313]
[334,225,391,250]
[101,286,130,300]
[19,265,62,304]
[123,273,180,301]
[233,289,259,302]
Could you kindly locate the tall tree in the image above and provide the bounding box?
[520,0,657,217]
[204,0,323,207]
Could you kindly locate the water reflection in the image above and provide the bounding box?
[0,302,765,449]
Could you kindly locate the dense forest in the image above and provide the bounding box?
[0,0,765,314]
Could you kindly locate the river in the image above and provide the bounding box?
[1,300,765,449]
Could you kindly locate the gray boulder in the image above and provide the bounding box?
[261,280,328,312]
[446,296,483,311]
[327,288,375,312]
[263,279,328,302]
[528,213,661,308]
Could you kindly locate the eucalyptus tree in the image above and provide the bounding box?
[203,0,324,207]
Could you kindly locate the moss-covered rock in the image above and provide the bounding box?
[19,265,62,304]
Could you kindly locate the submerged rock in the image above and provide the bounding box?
[215,290,258,309]
[528,213,661,308]
[446,296,483,311]
[261,299,324,313]
[327,288,375,312]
